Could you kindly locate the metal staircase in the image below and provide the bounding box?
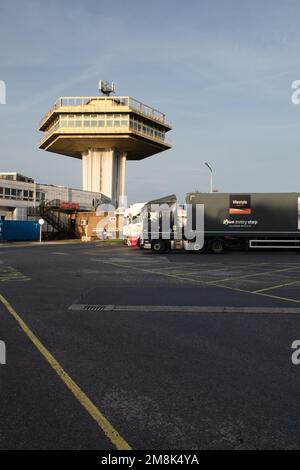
[28,201,77,239]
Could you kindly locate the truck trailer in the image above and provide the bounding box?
[141,192,300,254]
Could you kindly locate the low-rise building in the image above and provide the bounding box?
[0,172,108,221]
[0,172,111,239]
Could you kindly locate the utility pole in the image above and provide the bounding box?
[204,162,213,193]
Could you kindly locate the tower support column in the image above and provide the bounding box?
[118,152,127,203]
[82,148,126,205]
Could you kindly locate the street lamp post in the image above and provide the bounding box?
[38,218,45,242]
[204,162,213,193]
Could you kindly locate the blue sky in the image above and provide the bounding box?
[1,0,300,202]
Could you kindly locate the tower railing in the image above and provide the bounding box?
[39,123,171,148]
[39,96,171,129]
[39,117,171,147]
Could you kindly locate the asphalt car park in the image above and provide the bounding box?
[1,241,300,449]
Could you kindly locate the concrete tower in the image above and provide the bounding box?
[39,82,172,205]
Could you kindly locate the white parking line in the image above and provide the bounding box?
[90,257,170,264]
[51,252,71,256]
[68,304,300,314]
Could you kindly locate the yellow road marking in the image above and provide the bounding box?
[207,265,300,284]
[102,260,300,306]
[255,279,300,293]
[247,291,300,305]
[146,262,300,280]
[160,266,230,276]
[102,260,252,290]
[0,266,30,282]
[0,294,131,451]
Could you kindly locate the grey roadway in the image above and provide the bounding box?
[0,242,300,449]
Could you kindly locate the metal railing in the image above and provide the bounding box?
[39,117,171,147]
[39,96,171,128]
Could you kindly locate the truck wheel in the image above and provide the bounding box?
[151,240,166,254]
[209,238,225,254]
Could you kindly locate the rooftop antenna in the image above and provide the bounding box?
[98,80,116,96]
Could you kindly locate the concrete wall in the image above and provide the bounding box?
[82,149,126,205]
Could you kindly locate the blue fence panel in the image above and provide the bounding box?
[0,221,40,241]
